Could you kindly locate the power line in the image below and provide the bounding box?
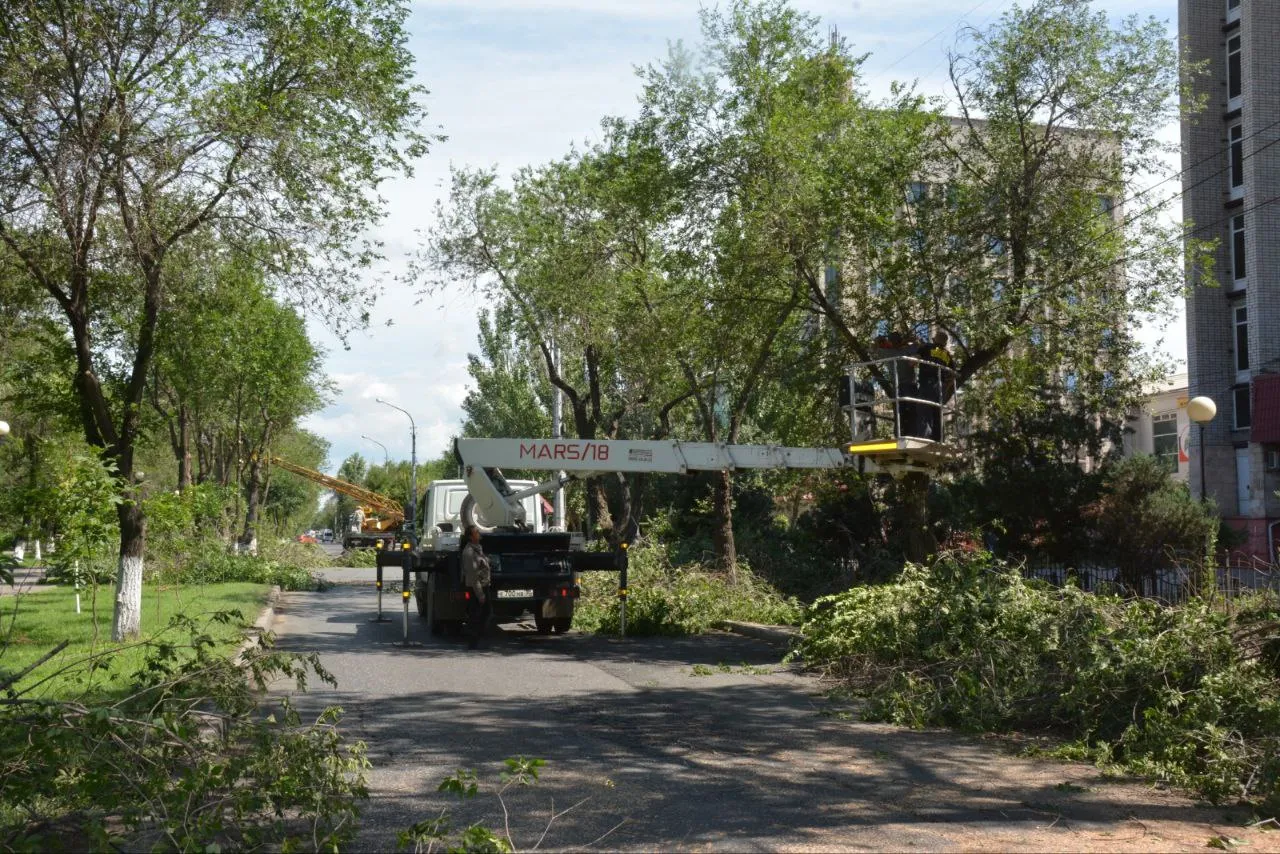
[1113,114,1280,227]
[879,0,1005,74]
[1040,116,1280,277]
[1027,191,1280,310]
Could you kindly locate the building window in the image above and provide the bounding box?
[1234,384,1252,430]
[1228,35,1242,108]
[1152,413,1179,473]
[1232,214,1247,283]
[907,182,928,204]
[1227,0,1241,23]
[1234,304,1249,375]
[1229,123,1244,197]
[1098,195,1115,216]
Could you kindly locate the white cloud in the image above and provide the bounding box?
[302,366,473,471]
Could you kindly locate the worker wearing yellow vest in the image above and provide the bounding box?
[917,330,954,441]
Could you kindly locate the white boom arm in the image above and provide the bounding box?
[456,438,861,530]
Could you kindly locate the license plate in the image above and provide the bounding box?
[497,589,534,599]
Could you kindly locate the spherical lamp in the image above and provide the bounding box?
[1186,396,1216,502]
[1187,396,1217,425]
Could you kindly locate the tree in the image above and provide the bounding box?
[606,1,928,568]
[0,0,429,638]
[759,0,1185,560]
[331,453,369,538]
[460,307,554,441]
[424,157,689,540]
[263,428,329,536]
[1085,455,1218,594]
[230,294,327,554]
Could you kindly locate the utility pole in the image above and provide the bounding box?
[362,435,389,468]
[376,399,417,540]
[551,342,565,529]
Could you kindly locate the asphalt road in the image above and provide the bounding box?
[269,569,1276,852]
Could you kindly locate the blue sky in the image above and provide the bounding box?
[302,0,1185,473]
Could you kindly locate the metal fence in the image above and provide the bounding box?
[1022,560,1280,605]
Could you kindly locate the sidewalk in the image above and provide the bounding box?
[1,564,56,597]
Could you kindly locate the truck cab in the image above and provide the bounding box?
[409,479,581,636]
[421,479,545,544]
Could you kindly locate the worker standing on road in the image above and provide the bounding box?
[460,524,491,649]
[917,330,954,441]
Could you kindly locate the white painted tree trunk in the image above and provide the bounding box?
[242,535,258,557]
[13,540,24,562]
[112,554,144,640]
[33,540,41,562]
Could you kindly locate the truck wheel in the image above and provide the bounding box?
[551,618,571,634]
[534,614,553,635]
[423,577,441,635]
[415,581,430,619]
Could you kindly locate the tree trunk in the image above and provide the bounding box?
[112,500,146,641]
[898,471,935,565]
[240,457,263,556]
[588,479,613,539]
[177,403,192,490]
[712,470,736,576]
[611,472,636,545]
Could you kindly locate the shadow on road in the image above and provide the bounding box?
[270,590,1245,851]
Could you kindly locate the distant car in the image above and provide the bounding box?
[297,533,317,544]
[320,530,335,543]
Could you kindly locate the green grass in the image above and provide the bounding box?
[0,582,271,700]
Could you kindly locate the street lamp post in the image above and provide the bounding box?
[374,399,417,539]
[362,435,389,468]
[1187,396,1217,503]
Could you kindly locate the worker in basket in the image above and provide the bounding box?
[916,330,954,441]
[875,330,921,439]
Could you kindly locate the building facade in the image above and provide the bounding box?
[1181,0,1280,562]
[1125,373,1192,482]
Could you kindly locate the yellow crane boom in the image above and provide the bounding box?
[268,456,405,528]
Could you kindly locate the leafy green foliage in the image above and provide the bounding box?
[574,542,800,635]
[939,452,1220,587]
[796,552,1280,804]
[169,552,317,591]
[399,760,550,854]
[135,482,239,580]
[34,446,122,584]
[438,768,480,799]
[335,548,380,568]
[1083,455,1219,593]
[0,614,369,850]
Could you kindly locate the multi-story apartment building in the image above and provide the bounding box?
[1181,0,1280,562]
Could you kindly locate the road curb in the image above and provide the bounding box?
[716,620,800,645]
[236,584,281,667]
